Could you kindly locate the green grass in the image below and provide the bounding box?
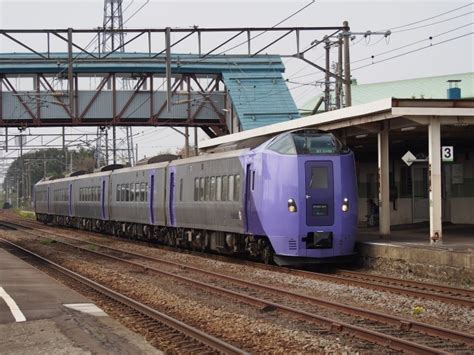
[14,209,36,220]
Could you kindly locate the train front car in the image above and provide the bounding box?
[247,129,358,266]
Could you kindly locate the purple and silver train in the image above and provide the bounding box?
[34,129,358,266]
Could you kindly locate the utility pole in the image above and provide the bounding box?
[324,38,331,111]
[343,21,352,107]
[184,127,190,158]
[335,36,343,109]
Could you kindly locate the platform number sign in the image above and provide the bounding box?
[442,146,454,162]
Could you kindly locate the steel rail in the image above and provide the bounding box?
[8,215,473,308]
[336,269,474,298]
[38,229,474,347]
[5,224,472,354]
[0,237,246,355]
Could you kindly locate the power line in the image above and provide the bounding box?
[352,22,473,64]
[388,3,473,31]
[352,31,474,72]
[392,11,473,33]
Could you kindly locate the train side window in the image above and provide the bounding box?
[204,177,210,201]
[194,178,199,201]
[119,184,124,202]
[98,187,101,202]
[116,185,120,202]
[79,188,82,201]
[179,179,183,202]
[140,183,146,202]
[222,176,229,201]
[251,171,255,190]
[234,175,240,201]
[131,183,136,202]
[228,175,234,201]
[125,184,130,201]
[135,183,140,201]
[216,176,222,201]
[210,177,216,201]
[199,177,205,201]
[145,182,148,202]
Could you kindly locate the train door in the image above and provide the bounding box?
[101,179,106,220]
[149,174,155,224]
[245,164,253,232]
[169,172,175,226]
[305,161,334,226]
[68,183,73,217]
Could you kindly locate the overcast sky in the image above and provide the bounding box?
[0,0,473,173]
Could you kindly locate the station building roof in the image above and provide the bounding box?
[301,72,474,113]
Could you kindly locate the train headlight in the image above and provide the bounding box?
[341,198,349,212]
[288,198,297,213]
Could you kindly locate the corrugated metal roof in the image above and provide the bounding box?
[302,72,474,113]
[222,72,300,130]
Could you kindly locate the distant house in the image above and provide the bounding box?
[301,72,474,114]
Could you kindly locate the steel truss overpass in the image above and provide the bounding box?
[0,26,350,138]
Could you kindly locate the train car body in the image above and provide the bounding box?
[34,129,358,266]
[243,131,358,265]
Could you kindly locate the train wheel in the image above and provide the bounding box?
[261,242,274,265]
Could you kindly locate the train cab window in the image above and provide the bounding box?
[228,175,234,201]
[179,179,183,202]
[268,134,297,155]
[216,176,222,201]
[210,177,216,201]
[204,177,210,201]
[310,167,328,189]
[234,175,240,201]
[98,187,101,202]
[194,178,199,201]
[199,178,205,201]
[251,171,255,191]
[145,182,148,202]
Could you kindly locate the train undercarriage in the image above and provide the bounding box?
[36,213,275,264]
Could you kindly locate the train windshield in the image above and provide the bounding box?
[268,131,344,155]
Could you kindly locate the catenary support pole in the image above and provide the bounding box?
[378,121,390,237]
[428,117,443,244]
[343,21,352,107]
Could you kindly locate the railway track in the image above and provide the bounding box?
[2,219,473,354]
[3,215,473,308]
[0,237,245,354]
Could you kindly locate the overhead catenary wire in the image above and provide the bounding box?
[391,11,474,33]
[352,31,474,72]
[387,2,473,31]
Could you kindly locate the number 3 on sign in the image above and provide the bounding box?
[442,146,454,162]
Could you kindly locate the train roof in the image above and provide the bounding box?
[170,148,249,166]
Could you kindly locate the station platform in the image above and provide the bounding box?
[356,223,474,285]
[0,247,159,354]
